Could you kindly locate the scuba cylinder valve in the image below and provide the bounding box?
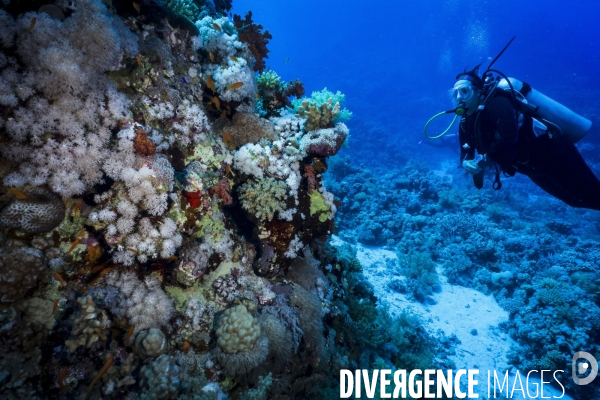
[497,77,592,143]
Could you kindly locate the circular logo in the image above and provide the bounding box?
[572,352,598,385]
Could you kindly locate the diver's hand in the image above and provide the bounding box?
[462,158,482,175]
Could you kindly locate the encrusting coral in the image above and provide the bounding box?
[0,240,47,303]
[0,187,65,233]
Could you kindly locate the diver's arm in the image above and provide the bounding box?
[458,119,475,164]
[459,118,485,189]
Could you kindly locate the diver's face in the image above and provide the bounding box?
[449,80,480,113]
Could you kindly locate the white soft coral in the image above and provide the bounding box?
[0,2,135,197]
[103,271,174,333]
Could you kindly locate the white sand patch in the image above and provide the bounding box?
[330,236,573,399]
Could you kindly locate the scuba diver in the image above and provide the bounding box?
[425,37,600,211]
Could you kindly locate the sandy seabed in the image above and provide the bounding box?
[331,236,572,399]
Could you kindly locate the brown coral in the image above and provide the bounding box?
[233,12,272,72]
[213,112,277,148]
[282,79,305,105]
[269,79,305,115]
[209,179,233,205]
[133,128,156,157]
[303,165,317,194]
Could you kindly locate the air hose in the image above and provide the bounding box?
[423,107,465,139]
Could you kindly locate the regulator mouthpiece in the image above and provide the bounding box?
[454,103,468,116]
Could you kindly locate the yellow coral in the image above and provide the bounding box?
[295,97,340,132]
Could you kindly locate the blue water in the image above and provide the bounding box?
[233,0,600,169]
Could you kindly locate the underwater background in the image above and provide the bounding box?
[0,0,599,398]
[233,0,600,171]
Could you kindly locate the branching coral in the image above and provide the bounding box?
[293,88,353,123]
[296,98,340,132]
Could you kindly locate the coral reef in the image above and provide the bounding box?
[0,1,453,399]
[326,156,600,398]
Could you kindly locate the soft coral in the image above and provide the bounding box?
[233,11,272,72]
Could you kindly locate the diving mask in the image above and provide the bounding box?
[448,80,477,106]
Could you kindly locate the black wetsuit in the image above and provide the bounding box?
[458,92,600,210]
